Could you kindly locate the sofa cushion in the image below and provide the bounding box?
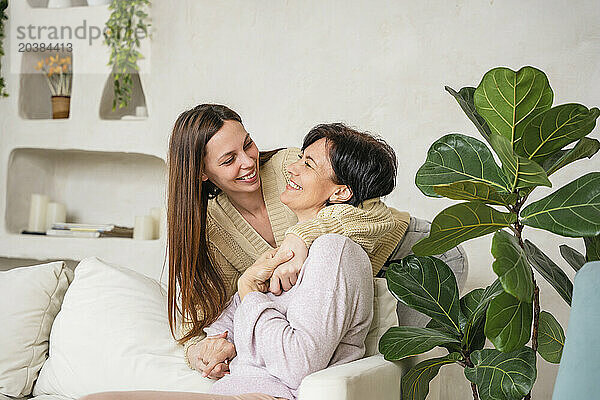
[32,257,213,399]
[364,278,399,356]
[0,262,73,398]
[380,216,469,328]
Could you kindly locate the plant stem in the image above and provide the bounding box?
[471,382,480,400]
[512,195,540,400]
[464,354,480,400]
[531,278,540,352]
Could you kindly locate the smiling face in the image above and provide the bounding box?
[280,138,352,221]
[202,120,261,195]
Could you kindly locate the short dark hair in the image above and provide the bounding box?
[302,123,397,206]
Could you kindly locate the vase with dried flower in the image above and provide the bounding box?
[35,54,72,119]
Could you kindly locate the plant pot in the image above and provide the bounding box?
[47,0,73,8]
[86,0,111,5]
[51,96,70,119]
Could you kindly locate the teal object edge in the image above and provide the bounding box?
[552,261,600,399]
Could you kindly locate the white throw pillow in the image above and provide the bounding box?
[364,277,399,356]
[33,257,213,399]
[0,261,73,398]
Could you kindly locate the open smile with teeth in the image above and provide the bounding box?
[288,180,302,190]
[237,169,256,181]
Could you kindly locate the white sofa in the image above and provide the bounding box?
[0,217,467,400]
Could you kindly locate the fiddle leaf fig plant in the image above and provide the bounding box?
[379,66,600,400]
[0,0,8,97]
[104,0,150,110]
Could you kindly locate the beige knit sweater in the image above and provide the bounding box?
[206,147,410,299]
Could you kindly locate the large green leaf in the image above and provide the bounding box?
[415,134,509,197]
[523,240,573,306]
[386,256,461,334]
[425,319,462,353]
[459,288,486,351]
[459,288,484,330]
[485,291,532,352]
[542,137,600,176]
[491,230,534,302]
[434,180,517,207]
[538,311,565,364]
[488,132,552,191]
[412,202,517,256]
[559,244,586,272]
[445,86,491,141]
[379,327,460,361]
[402,353,462,400]
[521,172,600,237]
[464,347,537,400]
[517,104,600,164]
[584,235,600,262]
[474,66,553,147]
[462,281,505,352]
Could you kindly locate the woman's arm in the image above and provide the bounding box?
[234,234,374,390]
[183,243,241,373]
[190,248,293,378]
[284,200,410,275]
[286,198,396,252]
[269,200,409,293]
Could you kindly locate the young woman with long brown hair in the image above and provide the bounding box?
[164,105,410,372]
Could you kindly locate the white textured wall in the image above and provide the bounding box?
[2,0,600,398]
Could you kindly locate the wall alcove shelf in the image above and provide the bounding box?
[19,49,74,120]
[27,0,109,8]
[99,72,148,120]
[1,148,166,279]
[6,148,166,234]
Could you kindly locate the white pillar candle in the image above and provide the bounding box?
[135,106,148,118]
[28,194,49,233]
[46,202,67,231]
[149,207,167,239]
[133,215,154,240]
[150,207,161,240]
[159,207,166,239]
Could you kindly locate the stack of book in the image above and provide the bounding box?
[46,223,134,238]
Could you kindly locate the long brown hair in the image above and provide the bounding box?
[167,104,279,345]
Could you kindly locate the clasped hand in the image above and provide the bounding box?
[268,234,309,295]
[188,331,236,379]
[238,247,294,299]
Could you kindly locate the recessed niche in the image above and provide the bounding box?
[99,72,148,120]
[6,148,166,235]
[19,50,73,120]
[27,0,99,8]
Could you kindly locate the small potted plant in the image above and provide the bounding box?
[35,54,72,119]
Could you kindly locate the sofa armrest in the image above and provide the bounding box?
[297,355,404,400]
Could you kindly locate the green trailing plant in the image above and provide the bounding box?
[104,0,150,110]
[379,66,600,400]
[0,0,8,97]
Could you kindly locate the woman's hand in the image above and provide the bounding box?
[188,331,236,379]
[269,234,309,295]
[238,248,294,300]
